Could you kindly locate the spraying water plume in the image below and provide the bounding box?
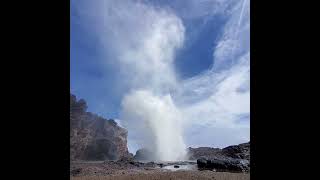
[121,90,186,161]
[83,0,188,161]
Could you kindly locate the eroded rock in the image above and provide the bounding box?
[70,93,130,161]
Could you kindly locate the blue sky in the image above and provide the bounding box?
[71,0,250,153]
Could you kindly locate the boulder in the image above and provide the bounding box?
[134,148,154,160]
[197,158,208,168]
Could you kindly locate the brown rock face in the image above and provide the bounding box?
[70,93,129,161]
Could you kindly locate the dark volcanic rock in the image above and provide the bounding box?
[193,142,250,172]
[188,142,250,161]
[222,142,250,161]
[187,147,222,160]
[197,157,249,172]
[197,158,208,168]
[134,148,154,160]
[70,168,82,176]
[70,93,130,161]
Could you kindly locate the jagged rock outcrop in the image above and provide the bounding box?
[70,93,130,161]
[188,142,250,161]
[190,142,250,172]
[221,142,250,161]
[187,147,222,160]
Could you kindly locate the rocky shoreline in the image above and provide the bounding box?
[70,159,249,180]
[132,142,250,173]
[71,156,249,178]
[70,93,250,179]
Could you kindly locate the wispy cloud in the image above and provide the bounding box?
[175,0,250,147]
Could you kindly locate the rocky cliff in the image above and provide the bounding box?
[70,93,130,161]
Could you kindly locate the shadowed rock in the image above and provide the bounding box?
[134,148,155,160]
[222,142,250,160]
[188,142,250,161]
[193,142,250,172]
[197,157,249,172]
[70,93,130,161]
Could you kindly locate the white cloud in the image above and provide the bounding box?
[212,0,250,71]
[174,0,250,148]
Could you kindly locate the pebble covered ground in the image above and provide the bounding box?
[70,161,249,180]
